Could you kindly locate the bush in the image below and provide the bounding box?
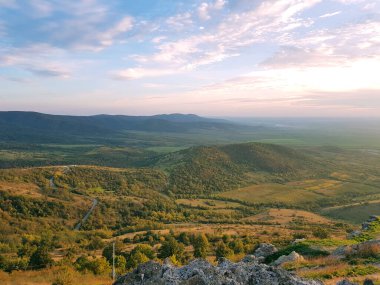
[215,241,233,261]
[158,236,185,261]
[29,246,53,269]
[193,234,209,258]
[312,228,330,239]
[74,256,110,275]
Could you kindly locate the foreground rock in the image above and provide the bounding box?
[273,251,305,266]
[253,243,278,262]
[114,257,323,285]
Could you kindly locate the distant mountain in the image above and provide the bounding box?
[0,111,243,143]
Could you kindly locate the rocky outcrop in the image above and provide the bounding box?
[114,257,323,285]
[332,240,380,258]
[253,243,278,262]
[273,251,305,266]
[362,216,379,231]
[347,216,379,239]
[336,280,358,285]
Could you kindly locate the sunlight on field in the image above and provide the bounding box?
[0,267,112,285]
[219,179,380,207]
[243,208,333,225]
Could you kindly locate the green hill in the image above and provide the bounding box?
[156,142,322,195]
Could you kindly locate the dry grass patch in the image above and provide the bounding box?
[243,209,333,225]
[0,266,112,285]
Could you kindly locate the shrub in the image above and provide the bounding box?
[312,228,330,239]
[215,241,233,261]
[28,246,53,269]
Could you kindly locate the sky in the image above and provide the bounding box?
[0,0,379,117]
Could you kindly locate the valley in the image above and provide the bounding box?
[1,113,380,284]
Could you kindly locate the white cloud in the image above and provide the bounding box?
[129,0,321,77]
[319,11,341,18]
[99,16,133,46]
[0,44,76,78]
[112,67,177,80]
[198,3,211,20]
[166,12,193,30]
[151,36,167,44]
[198,0,227,20]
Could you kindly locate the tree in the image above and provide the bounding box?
[193,234,209,258]
[102,240,123,262]
[158,236,185,261]
[87,236,105,250]
[115,255,127,275]
[126,251,149,269]
[230,239,244,254]
[215,241,233,261]
[28,245,53,269]
[132,244,156,259]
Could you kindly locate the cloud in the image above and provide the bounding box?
[112,67,177,80]
[98,16,133,47]
[166,12,193,30]
[319,11,341,18]
[30,0,53,17]
[0,44,75,78]
[198,0,227,20]
[128,0,320,78]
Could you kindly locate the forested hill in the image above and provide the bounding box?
[154,142,323,195]
[0,111,244,143]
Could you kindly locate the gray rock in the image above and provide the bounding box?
[253,243,278,262]
[361,216,379,231]
[114,257,323,285]
[332,246,350,258]
[336,280,358,285]
[273,251,305,266]
[241,255,257,263]
[347,230,362,239]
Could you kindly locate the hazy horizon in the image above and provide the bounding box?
[1,0,379,116]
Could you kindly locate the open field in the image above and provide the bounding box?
[219,179,380,209]
[322,202,380,224]
[242,208,334,225]
[176,198,243,209]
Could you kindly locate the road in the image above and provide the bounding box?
[48,166,98,230]
[74,198,98,230]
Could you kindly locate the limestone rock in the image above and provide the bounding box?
[114,256,323,285]
[336,280,359,285]
[253,243,278,262]
[273,251,305,266]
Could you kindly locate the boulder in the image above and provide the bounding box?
[114,256,324,285]
[273,251,305,266]
[253,243,278,262]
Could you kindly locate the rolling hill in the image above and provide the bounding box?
[0,111,245,144]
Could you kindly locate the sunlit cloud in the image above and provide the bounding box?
[0,0,379,116]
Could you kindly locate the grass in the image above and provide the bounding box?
[0,266,112,285]
[323,203,380,224]
[175,199,242,209]
[219,179,380,209]
[243,208,333,225]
